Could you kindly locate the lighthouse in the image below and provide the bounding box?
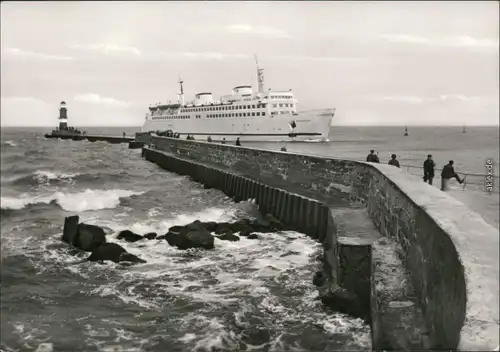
[59,101,68,131]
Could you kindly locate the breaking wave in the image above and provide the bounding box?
[2,140,17,147]
[0,189,144,212]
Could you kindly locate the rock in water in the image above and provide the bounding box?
[119,252,147,264]
[201,221,218,232]
[168,225,184,234]
[264,214,285,231]
[250,214,285,233]
[181,221,215,249]
[313,270,327,287]
[162,220,215,250]
[117,230,143,242]
[228,220,255,237]
[143,232,157,240]
[218,233,240,242]
[214,222,232,235]
[75,223,106,251]
[62,215,79,245]
[88,243,127,263]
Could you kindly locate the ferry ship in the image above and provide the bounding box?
[142,57,335,142]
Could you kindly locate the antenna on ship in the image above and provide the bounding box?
[254,54,264,94]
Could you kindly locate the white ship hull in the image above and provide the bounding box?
[142,109,334,142]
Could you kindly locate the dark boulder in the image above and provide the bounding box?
[87,243,126,263]
[163,221,214,250]
[167,225,184,234]
[214,222,232,235]
[217,233,240,242]
[161,231,179,246]
[201,221,218,232]
[264,214,285,231]
[247,233,259,240]
[217,227,234,236]
[117,230,143,242]
[249,214,285,233]
[313,270,327,287]
[119,252,147,264]
[143,232,157,240]
[87,243,147,264]
[75,223,106,251]
[228,219,253,233]
[238,229,252,237]
[62,215,79,245]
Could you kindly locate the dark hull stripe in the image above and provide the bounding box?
[152,131,323,137]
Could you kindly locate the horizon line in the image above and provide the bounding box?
[1,124,499,129]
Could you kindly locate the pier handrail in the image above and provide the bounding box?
[341,157,498,186]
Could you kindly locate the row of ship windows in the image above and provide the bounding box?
[181,103,267,113]
[152,116,190,120]
[151,112,268,120]
[270,95,293,100]
[207,112,266,118]
[150,110,297,120]
[273,103,294,108]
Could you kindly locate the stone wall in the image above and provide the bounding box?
[148,136,499,351]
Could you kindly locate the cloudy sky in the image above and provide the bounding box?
[1,1,498,126]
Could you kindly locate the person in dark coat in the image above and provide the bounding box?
[221,138,226,144]
[423,154,435,185]
[235,137,241,146]
[366,149,380,163]
[207,136,212,142]
[440,160,464,191]
[388,154,400,168]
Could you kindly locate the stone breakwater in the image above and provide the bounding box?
[135,134,499,351]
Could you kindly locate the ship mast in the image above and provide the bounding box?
[255,55,264,94]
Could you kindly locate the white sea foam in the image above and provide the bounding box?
[0,189,143,212]
[76,208,370,349]
[33,170,79,183]
[2,140,17,147]
[5,206,370,351]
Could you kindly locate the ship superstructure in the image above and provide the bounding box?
[142,57,335,142]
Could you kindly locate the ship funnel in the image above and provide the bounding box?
[178,76,185,106]
[254,55,264,94]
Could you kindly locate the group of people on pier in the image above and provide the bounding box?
[366,150,465,191]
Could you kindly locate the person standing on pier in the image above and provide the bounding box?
[221,138,226,144]
[207,136,212,142]
[235,137,241,146]
[440,160,464,191]
[388,154,400,168]
[366,150,380,163]
[423,154,435,185]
